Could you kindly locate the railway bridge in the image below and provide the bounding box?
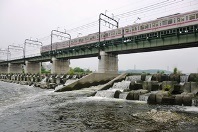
[0,24,198,74]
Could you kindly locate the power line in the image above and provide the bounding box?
[64,0,185,34]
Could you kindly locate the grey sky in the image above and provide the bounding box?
[0,0,198,73]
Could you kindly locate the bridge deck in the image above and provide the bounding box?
[0,24,197,65]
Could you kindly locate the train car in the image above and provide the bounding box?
[40,45,51,55]
[40,10,198,55]
[129,10,198,36]
[56,40,70,50]
[103,28,123,41]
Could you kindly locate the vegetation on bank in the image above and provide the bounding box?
[41,66,51,74]
[41,66,92,75]
[68,67,92,75]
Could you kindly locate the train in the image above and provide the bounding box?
[41,10,198,55]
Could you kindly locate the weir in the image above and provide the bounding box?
[1,72,198,106]
[95,80,131,98]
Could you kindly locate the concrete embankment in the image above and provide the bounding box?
[55,73,123,92]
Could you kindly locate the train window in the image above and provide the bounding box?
[196,13,198,19]
[125,28,129,33]
[91,36,95,40]
[145,24,148,29]
[85,37,89,41]
[105,33,108,37]
[79,39,83,43]
[181,17,185,22]
[152,23,155,27]
[96,35,99,38]
[117,30,122,34]
[177,18,180,22]
[168,19,173,24]
[132,27,136,31]
[189,14,196,20]
[132,27,134,31]
[186,16,188,21]
[162,20,167,25]
[155,23,158,27]
[111,31,115,36]
[140,25,144,30]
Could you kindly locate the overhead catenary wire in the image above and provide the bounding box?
[34,0,189,42]
[61,0,186,35]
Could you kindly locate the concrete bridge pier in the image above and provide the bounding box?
[0,65,8,73]
[51,57,70,74]
[8,63,23,73]
[98,51,118,74]
[24,61,41,74]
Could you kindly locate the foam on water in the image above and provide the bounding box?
[125,75,141,82]
[139,94,149,102]
[184,106,198,112]
[110,80,131,91]
[95,90,115,98]
[180,75,189,85]
[95,80,131,98]
[145,75,152,81]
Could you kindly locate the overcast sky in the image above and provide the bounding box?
[0,0,198,73]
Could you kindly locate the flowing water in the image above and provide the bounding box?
[95,81,131,98]
[0,81,198,132]
[145,75,152,82]
[125,75,141,82]
[95,75,143,99]
[180,75,189,85]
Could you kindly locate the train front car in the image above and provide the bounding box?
[122,10,198,42]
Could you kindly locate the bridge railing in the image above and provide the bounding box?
[26,53,41,58]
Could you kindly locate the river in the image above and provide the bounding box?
[0,81,198,132]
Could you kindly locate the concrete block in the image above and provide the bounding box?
[182,82,191,93]
[147,93,156,104]
[190,82,198,94]
[161,96,175,105]
[156,91,168,104]
[126,91,134,100]
[182,95,192,106]
[175,95,183,105]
